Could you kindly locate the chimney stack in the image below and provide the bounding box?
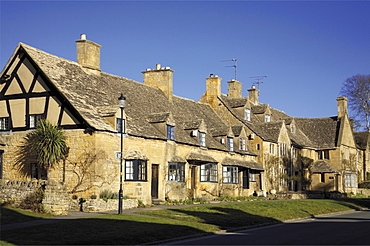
[205,74,222,108]
[75,34,102,73]
[142,64,174,101]
[336,97,348,118]
[227,79,242,99]
[248,86,259,105]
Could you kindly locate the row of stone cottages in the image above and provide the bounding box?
[0,35,369,207]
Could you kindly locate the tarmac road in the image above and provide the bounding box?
[167,209,370,245]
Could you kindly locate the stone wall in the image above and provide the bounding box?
[69,198,138,212]
[0,180,70,215]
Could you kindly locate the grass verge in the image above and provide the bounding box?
[1,198,369,245]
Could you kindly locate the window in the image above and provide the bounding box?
[318,150,330,160]
[0,117,10,131]
[269,143,275,155]
[265,114,271,122]
[227,137,234,152]
[29,114,44,128]
[168,162,185,182]
[125,160,147,181]
[279,143,288,156]
[320,173,325,183]
[200,163,218,182]
[223,166,238,184]
[249,171,256,182]
[240,137,247,151]
[291,124,296,134]
[30,163,47,180]
[245,108,251,121]
[345,173,357,188]
[166,125,175,140]
[198,132,206,147]
[116,118,125,133]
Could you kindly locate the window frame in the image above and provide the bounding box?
[245,108,251,121]
[198,132,206,147]
[166,125,175,141]
[227,137,234,152]
[200,163,218,182]
[116,118,126,134]
[222,166,238,184]
[30,163,47,180]
[0,117,10,131]
[125,159,147,181]
[168,162,185,182]
[29,114,44,129]
[239,137,247,151]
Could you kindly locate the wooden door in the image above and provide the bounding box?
[151,164,159,199]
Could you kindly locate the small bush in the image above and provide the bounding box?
[19,188,45,213]
[358,182,370,189]
[99,190,119,200]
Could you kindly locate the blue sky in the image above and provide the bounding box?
[1,1,369,118]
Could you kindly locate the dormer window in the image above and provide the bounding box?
[116,118,125,133]
[265,114,271,122]
[318,150,330,160]
[291,124,296,134]
[245,108,251,121]
[198,132,206,147]
[29,114,44,128]
[166,125,175,140]
[240,137,247,151]
[227,137,234,152]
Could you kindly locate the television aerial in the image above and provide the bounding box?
[249,75,267,89]
[221,59,237,81]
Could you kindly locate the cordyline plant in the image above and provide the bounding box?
[16,119,68,179]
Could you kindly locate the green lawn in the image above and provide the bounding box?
[1,199,369,245]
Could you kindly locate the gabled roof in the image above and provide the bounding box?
[15,43,236,152]
[310,160,337,173]
[294,117,340,149]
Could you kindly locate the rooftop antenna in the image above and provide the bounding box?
[249,75,267,89]
[221,59,237,81]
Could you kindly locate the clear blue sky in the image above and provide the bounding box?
[1,1,369,118]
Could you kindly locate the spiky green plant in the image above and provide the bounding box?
[27,120,68,177]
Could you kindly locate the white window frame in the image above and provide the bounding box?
[240,137,247,151]
[29,114,44,128]
[125,160,147,181]
[199,132,206,147]
[200,163,218,182]
[168,162,185,182]
[0,117,10,131]
[222,166,238,184]
[245,108,251,121]
[227,137,234,152]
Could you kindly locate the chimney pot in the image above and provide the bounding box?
[80,34,86,40]
[156,64,161,70]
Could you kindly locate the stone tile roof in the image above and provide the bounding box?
[310,160,337,173]
[294,117,340,149]
[19,43,232,152]
[221,157,264,170]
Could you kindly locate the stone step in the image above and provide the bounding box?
[152,199,165,205]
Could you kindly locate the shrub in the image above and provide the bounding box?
[19,188,45,213]
[358,182,370,189]
[99,190,119,200]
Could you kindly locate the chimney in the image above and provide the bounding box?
[75,34,102,72]
[248,86,259,105]
[205,74,222,108]
[142,64,174,101]
[227,79,242,99]
[336,96,348,118]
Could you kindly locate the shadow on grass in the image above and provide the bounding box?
[1,206,46,225]
[169,206,281,230]
[334,198,370,211]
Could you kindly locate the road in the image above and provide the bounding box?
[168,209,370,245]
